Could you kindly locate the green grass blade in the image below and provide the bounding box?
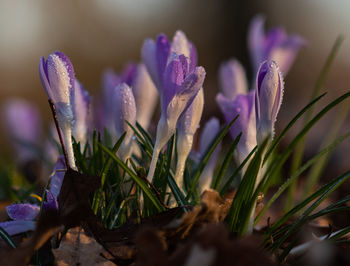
[0,226,17,248]
[287,36,345,209]
[220,146,257,195]
[212,133,241,190]
[268,170,350,253]
[186,115,239,200]
[260,91,350,198]
[304,104,350,197]
[136,122,154,147]
[226,138,268,235]
[98,143,165,212]
[255,132,350,224]
[263,93,326,164]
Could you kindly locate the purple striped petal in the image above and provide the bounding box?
[255,60,284,141]
[156,34,170,84]
[6,204,40,221]
[0,220,36,236]
[162,58,185,112]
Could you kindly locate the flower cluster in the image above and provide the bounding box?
[0,15,304,238]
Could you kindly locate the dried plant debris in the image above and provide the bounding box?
[53,227,115,266]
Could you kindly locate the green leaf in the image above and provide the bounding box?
[212,133,241,191]
[98,143,165,212]
[267,170,350,254]
[287,36,345,209]
[255,132,350,224]
[220,146,257,196]
[0,226,17,248]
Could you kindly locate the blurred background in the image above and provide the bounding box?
[0,0,349,177]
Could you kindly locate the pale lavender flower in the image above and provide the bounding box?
[197,117,221,193]
[248,15,305,75]
[175,89,204,188]
[73,79,91,150]
[2,99,41,162]
[216,91,256,164]
[39,51,77,169]
[142,31,206,182]
[114,83,137,161]
[219,59,248,100]
[132,64,158,129]
[255,60,284,143]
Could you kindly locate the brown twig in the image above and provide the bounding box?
[48,99,70,169]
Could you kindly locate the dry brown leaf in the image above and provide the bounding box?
[53,227,116,266]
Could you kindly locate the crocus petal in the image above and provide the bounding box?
[198,117,221,192]
[2,99,41,162]
[142,38,160,91]
[132,63,158,129]
[175,89,204,188]
[188,42,198,73]
[121,63,137,86]
[269,34,306,74]
[114,83,137,139]
[43,190,59,210]
[162,58,185,111]
[219,59,248,100]
[156,34,171,83]
[255,60,284,142]
[6,204,40,221]
[50,155,66,199]
[0,220,36,236]
[73,80,91,149]
[248,15,265,72]
[248,15,305,75]
[166,67,205,123]
[216,92,256,163]
[171,30,191,58]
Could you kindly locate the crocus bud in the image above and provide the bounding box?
[219,59,248,100]
[2,99,41,162]
[39,51,76,169]
[114,83,137,161]
[248,15,305,75]
[73,80,91,150]
[255,60,284,143]
[175,88,204,189]
[197,117,221,193]
[142,31,205,182]
[131,64,158,129]
[216,91,256,165]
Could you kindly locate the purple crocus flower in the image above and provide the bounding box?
[142,31,206,182]
[73,79,91,151]
[219,59,248,101]
[0,190,58,238]
[197,117,221,193]
[39,51,77,169]
[248,15,305,75]
[0,155,63,238]
[216,91,257,165]
[114,83,137,161]
[2,99,41,163]
[255,60,284,143]
[175,89,204,189]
